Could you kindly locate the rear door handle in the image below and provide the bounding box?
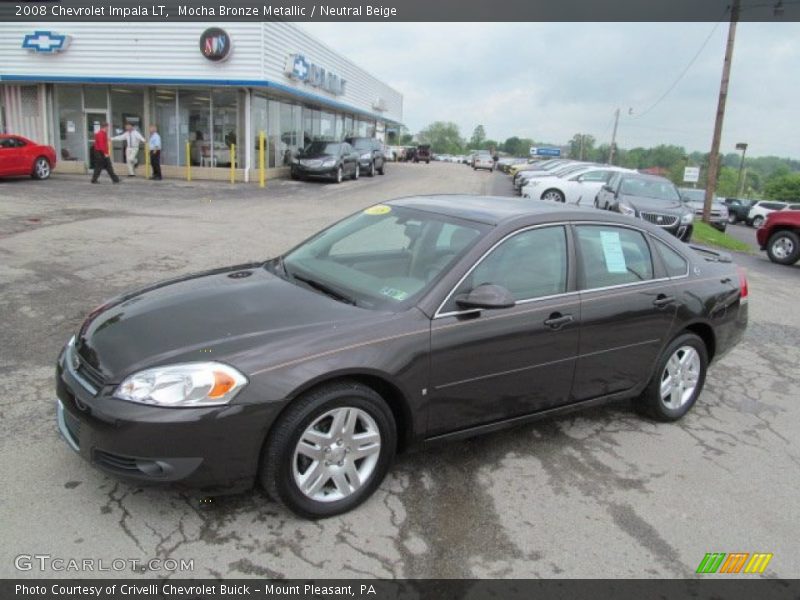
[544,313,574,330]
[653,295,676,307]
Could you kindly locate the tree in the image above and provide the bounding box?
[501,136,534,157]
[469,125,486,150]
[417,121,464,154]
[568,134,595,160]
[399,133,414,145]
[764,173,800,201]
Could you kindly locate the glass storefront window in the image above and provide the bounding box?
[180,90,211,166]
[344,115,354,138]
[56,86,83,163]
[212,89,239,168]
[153,88,178,165]
[83,85,107,110]
[320,110,335,140]
[110,87,145,164]
[280,102,302,165]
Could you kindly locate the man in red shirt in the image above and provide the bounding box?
[90,122,120,184]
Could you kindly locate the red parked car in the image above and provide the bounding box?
[756,209,800,265]
[0,134,56,180]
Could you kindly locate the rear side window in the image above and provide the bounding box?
[652,238,688,277]
[761,202,786,210]
[576,225,654,289]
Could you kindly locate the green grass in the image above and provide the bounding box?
[691,221,752,253]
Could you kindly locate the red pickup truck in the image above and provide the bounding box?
[756,209,800,265]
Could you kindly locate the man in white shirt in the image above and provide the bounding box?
[112,123,146,177]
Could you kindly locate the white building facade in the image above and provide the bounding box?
[0,22,403,180]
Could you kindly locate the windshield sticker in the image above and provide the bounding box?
[380,286,408,301]
[599,230,628,274]
[364,204,391,216]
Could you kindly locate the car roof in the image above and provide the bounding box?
[387,195,630,226]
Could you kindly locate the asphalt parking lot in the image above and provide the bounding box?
[1,162,798,579]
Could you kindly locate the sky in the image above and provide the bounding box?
[302,22,799,158]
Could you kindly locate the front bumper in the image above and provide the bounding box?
[292,164,338,179]
[55,354,279,494]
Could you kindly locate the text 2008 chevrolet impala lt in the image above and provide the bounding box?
[56,196,748,518]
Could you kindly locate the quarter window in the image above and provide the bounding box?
[576,225,654,289]
[652,238,688,277]
[448,226,568,308]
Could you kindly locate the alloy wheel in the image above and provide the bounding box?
[753,216,764,228]
[336,167,343,183]
[771,235,795,260]
[542,189,565,203]
[35,158,50,179]
[660,346,701,410]
[292,407,381,503]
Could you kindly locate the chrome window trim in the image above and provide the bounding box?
[433,220,687,320]
[433,223,571,319]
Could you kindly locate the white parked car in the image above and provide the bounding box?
[473,151,495,172]
[747,201,788,228]
[515,162,589,194]
[522,166,632,204]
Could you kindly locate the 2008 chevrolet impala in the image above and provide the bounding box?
[56,196,748,518]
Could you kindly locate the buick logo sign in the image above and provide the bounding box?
[199,28,232,62]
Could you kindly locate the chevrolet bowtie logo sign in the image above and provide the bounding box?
[22,31,71,53]
[285,54,346,96]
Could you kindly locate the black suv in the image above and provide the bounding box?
[415,144,431,164]
[723,198,756,224]
[345,137,385,177]
[597,172,695,241]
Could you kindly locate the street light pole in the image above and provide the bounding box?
[736,141,748,197]
[703,0,740,223]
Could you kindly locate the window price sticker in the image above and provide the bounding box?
[599,230,627,273]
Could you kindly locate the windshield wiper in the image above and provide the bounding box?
[292,274,358,306]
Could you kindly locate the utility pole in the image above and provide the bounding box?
[579,134,585,160]
[736,141,748,197]
[704,0,740,223]
[608,108,620,165]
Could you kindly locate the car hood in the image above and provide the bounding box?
[621,194,688,214]
[75,264,370,381]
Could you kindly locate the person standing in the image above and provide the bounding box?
[90,122,120,184]
[112,123,145,177]
[148,125,162,180]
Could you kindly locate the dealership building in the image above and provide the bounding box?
[0,22,403,180]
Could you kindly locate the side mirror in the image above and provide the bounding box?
[601,184,613,193]
[455,284,516,310]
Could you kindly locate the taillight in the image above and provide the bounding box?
[737,267,748,302]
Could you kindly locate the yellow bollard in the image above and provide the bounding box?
[259,131,265,188]
[230,144,236,184]
[186,141,191,181]
[144,142,150,179]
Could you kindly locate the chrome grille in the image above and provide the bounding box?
[640,212,678,227]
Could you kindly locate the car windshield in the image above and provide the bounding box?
[279,206,487,309]
[620,178,680,202]
[303,142,341,155]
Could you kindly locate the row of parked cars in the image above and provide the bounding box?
[290,137,389,183]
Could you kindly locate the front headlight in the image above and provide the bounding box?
[680,211,694,224]
[360,152,371,160]
[618,203,636,216]
[114,362,247,407]
[321,159,336,167]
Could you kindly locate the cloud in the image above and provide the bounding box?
[301,22,800,158]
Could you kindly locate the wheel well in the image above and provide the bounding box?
[685,322,716,363]
[767,226,800,239]
[285,374,413,453]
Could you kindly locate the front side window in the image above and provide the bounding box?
[283,206,485,309]
[576,225,654,289]
[575,170,612,182]
[445,226,568,310]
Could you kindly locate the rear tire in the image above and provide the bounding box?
[352,164,360,180]
[752,215,765,228]
[32,157,51,180]
[635,333,708,422]
[541,188,565,203]
[766,230,800,265]
[260,381,396,519]
[378,162,385,175]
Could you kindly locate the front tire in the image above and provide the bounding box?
[33,157,51,180]
[766,230,800,265]
[728,213,738,224]
[260,381,396,519]
[335,166,343,184]
[541,188,565,203]
[635,333,708,422]
[752,215,765,228]
[352,164,360,180]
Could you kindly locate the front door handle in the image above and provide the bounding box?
[653,295,675,308]
[544,313,573,330]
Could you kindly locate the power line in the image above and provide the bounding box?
[631,19,724,119]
